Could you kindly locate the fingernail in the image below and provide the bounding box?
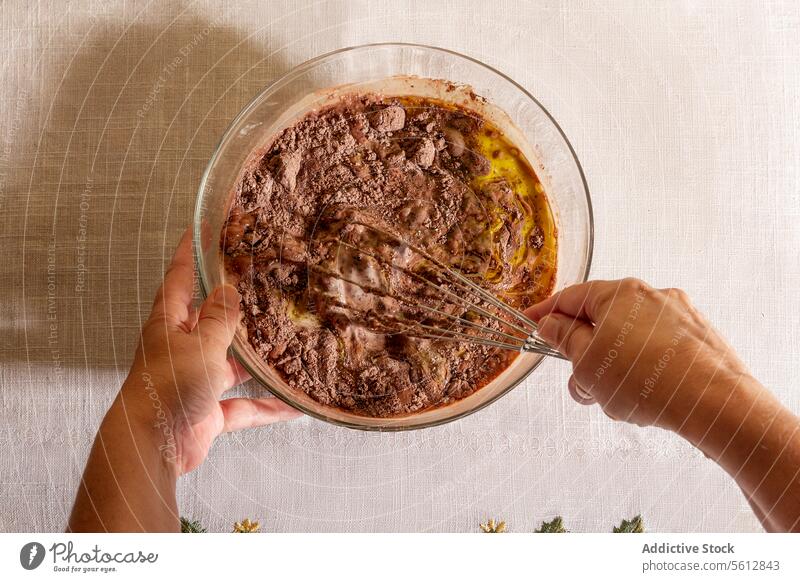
[213,284,240,306]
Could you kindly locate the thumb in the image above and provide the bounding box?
[195,284,242,351]
[537,312,594,361]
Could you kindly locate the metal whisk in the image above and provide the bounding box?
[308,217,566,361]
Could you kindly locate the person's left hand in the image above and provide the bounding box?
[119,228,302,476]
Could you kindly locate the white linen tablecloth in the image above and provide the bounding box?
[1,0,798,533]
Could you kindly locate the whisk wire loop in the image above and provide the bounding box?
[312,219,566,361]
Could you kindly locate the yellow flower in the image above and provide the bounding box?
[233,518,261,533]
[480,518,507,533]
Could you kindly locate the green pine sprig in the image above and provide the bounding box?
[534,516,568,533]
[613,515,645,533]
[180,517,207,533]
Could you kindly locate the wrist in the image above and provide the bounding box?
[673,371,774,460]
[107,375,181,478]
[118,369,178,428]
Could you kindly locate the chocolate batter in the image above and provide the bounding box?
[221,93,557,417]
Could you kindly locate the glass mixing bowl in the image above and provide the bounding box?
[194,43,593,431]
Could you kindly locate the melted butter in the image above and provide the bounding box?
[475,126,557,302]
[398,96,558,305]
[287,295,320,327]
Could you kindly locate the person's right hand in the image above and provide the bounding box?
[526,278,755,435]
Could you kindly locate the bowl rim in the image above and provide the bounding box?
[194,42,594,431]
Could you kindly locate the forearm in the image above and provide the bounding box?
[678,374,800,532]
[68,388,180,532]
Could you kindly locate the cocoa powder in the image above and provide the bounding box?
[221,94,553,417]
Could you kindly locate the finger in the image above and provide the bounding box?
[225,354,251,388]
[220,397,303,432]
[194,284,242,353]
[568,375,595,405]
[151,227,196,326]
[537,313,595,360]
[526,279,617,324]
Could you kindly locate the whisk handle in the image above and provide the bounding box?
[521,338,568,360]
